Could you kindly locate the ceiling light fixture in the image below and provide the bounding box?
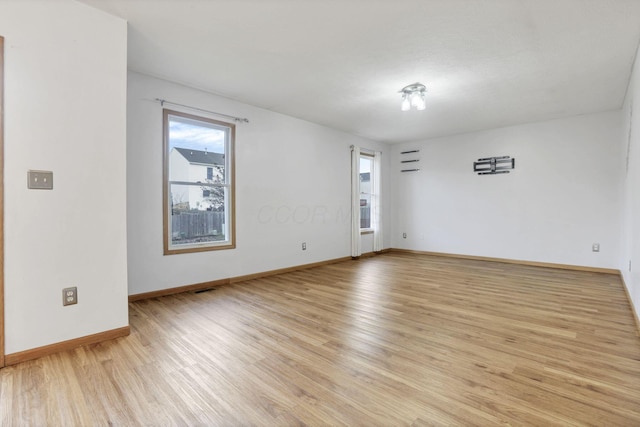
[399,82,427,111]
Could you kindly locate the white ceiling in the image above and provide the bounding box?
[78,0,640,144]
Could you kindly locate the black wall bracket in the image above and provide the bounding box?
[473,156,515,175]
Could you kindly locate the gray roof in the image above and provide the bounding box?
[174,147,224,166]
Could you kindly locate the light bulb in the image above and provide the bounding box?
[401,94,411,111]
[410,91,421,107]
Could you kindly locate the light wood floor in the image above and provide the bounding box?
[2,253,640,426]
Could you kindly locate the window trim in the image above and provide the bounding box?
[162,109,236,255]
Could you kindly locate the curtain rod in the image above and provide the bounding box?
[155,98,249,123]
[350,145,379,155]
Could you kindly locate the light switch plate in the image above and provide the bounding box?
[28,170,53,190]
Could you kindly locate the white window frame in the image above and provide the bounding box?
[163,109,236,255]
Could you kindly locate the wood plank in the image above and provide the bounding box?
[1,253,639,425]
[392,248,620,274]
[128,279,230,302]
[620,272,640,336]
[5,326,130,366]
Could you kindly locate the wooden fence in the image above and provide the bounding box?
[172,211,225,242]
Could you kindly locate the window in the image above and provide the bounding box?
[163,109,235,254]
[360,155,373,230]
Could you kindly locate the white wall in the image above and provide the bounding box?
[620,43,640,321]
[127,72,389,295]
[0,1,129,354]
[392,111,623,269]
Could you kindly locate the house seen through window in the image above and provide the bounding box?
[163,109,235,254]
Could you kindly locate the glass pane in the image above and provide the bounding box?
[360,197,371,229]
[360,157,372,190]
[170,184,228,246]
[360,156,372,228]
[168,115,227,182]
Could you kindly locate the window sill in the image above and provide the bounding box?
[164,241,235,255]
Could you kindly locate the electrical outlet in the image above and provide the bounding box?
[302,242,306,251]
[62,287,77,306]
[630,260,632,272]
[403,233,407,239]
[592,243,600,252]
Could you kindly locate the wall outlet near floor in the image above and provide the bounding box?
[402,233,407,239]
[630,260,632,272]
[62,287,77,306]
[592,243,600,252]
[302,242,307,251]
